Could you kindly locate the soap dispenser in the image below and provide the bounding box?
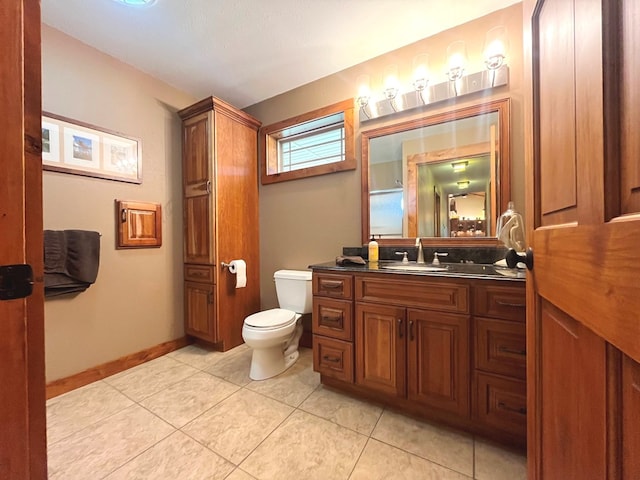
[368,236,379,263]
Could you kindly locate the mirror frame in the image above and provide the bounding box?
[361,98,511,247]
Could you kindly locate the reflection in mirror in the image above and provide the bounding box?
[362,99,510,246]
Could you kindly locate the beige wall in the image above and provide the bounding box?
[246,4,525,309]
[42,25,196,381]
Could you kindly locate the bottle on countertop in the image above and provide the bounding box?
[368,235,379,263]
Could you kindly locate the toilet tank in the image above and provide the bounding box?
[274,270,313,314]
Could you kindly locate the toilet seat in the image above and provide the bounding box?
[244,308,296,330]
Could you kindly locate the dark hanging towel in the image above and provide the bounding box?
[44,230,101,297]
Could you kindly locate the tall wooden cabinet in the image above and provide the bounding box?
[178,97,261,350]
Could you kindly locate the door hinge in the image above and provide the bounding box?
[0,264,34,300]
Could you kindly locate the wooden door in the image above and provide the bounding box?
[184,282,215,342]
[355,303,406,397]
[0,0,47,478]
[214,109,261,350]
[525,0,640,477]
[182,112,215,265]
[407,309,469,416]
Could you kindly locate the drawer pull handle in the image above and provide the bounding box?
[322,355,340,363]
[321,314,343,325]
[495,300,526,308]
[409,320,415,341]
[322,280,343,290]
[498,402,527,415]
[398,318,404,338]
[498,346,526,356]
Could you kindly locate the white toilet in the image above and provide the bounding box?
[242,269,312,380]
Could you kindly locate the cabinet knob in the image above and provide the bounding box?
[397,318,403,338]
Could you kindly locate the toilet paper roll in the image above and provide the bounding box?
[228,259,247,288]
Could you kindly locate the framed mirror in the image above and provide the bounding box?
[361,98,511,246]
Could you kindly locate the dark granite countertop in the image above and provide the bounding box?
[309,260,526,282]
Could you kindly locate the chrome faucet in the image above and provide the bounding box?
[432,252,448,265]
[416,238,425,264]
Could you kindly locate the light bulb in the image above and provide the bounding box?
[446,41,467,81]
[412,54,429,91]
[383,64,399,100]
[484,26,508,70]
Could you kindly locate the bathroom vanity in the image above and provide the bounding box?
[310,261,526,448]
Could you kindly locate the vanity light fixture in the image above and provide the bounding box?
[111,0,157,6]
[452,161,469,173]
[383,64,400,112]
[457,180,470,189]
[355,27,509,122]
[446,41,467,82]
[356,74,372,119]
[484,26,509,86]
[412,53,430,104]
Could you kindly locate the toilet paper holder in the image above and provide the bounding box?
[220,262,231,269]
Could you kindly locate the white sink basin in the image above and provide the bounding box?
[381,264,449,272]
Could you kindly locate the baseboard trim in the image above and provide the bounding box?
[46,336,192,399]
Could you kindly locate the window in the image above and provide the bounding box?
[260,99,355,184]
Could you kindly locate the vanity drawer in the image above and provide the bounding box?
[474,372,527,439]
[313,336,354,383]
[355,275,469,314]
[475,317,526,380]
[313,297,353,341]
[474,283,526,322]
[184,264,215,284]
[313,273,353,299]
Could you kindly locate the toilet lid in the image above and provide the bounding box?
[245,308,296,329]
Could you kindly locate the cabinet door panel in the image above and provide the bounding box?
[623,354,640,478]
[313,336,353,383]
[183,115,210,186]
[185,282,216,342]
[184,195,215,264]
[183,113,215,265]
[355,303,406,396]
[476,317,526,379]
[475,372,527,440]
[313,297,353,341]
[407,309,470,416]
[313,273,353,299]
[474,283,526,322]
[540,301,606,480]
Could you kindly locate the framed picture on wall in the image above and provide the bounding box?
[41,112,142,184]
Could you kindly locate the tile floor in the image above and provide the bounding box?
[46,344,527,480]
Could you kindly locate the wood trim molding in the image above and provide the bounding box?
[46,336,192,399]
[360,97,511,246]
[260,98,356,185]
[177,96,261,130]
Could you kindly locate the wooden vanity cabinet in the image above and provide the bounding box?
[179,97,261,349]
[312,269,526,448]
[354,275,470,417]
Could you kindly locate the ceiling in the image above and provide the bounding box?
[41,0,520,108]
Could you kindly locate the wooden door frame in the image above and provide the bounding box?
[0,0,47,478]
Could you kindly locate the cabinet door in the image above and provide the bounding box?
[355,303,406,397]
[183,113,215,265]
[407,309,470,417]
[184,281,216,343]
[623,355,640,478]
